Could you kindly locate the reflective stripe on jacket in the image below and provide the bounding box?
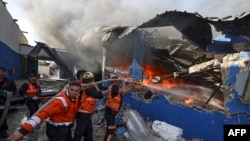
[106,85,122,111]
[22,91,79,132]
[78,89,97,114]
[26,82,39,97]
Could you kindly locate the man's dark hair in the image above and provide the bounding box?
[0,67,6,72]
[69,81,81,87]
[29,73,37,77]
[76,70,87,79]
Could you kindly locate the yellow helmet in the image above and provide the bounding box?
[82,72,94,80]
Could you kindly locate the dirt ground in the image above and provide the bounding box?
[1,103,127,141]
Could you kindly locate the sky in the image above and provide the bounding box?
[3,0,250,72]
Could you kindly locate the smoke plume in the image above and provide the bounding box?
[15,0,250,72]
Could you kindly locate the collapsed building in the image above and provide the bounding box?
[79,11,250,141]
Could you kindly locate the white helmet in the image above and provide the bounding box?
[82,72,94,80]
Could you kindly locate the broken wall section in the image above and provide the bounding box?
[221,52,250,104]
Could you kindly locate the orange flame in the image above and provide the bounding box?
[142,65,154,84]
[142,65,184,89]
[184,98,194,104]
[162,79,184,89]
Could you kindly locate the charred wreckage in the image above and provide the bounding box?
[101,10,250,111]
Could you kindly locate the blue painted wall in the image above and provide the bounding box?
[0,41,22,80]
[123,93,250,141]
[0,41,38,79]
[224,63,250,114]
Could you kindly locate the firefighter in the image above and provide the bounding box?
[73,72,104,141]
[7,82,81,141]
[19,73,41,117]
[75,69,86,84]
[104,77,132,141]
[0,67,17,138]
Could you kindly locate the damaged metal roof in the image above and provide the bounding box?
[139,11,212,50]
[28,42,76,81]
[136,10,250,50]
[207,11,250,37]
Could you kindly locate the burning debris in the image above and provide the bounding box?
[101,28,225,111]
[94,11,250,114]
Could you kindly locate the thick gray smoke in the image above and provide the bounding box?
[13,0,250,72]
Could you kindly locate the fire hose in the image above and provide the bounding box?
[34,78,125,100]
[35,96,54,100]
[31,78,122,117]
[81,78,122,87]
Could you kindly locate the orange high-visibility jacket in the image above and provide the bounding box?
[21,90,79,132]
[26,82,39,97]
[77,89,97,114]
[106,85,122,112]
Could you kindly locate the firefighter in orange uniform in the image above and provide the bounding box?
[7,82,81,141]
[19,73,41,117]
[73,72,104,141]
[104,77,132,141]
